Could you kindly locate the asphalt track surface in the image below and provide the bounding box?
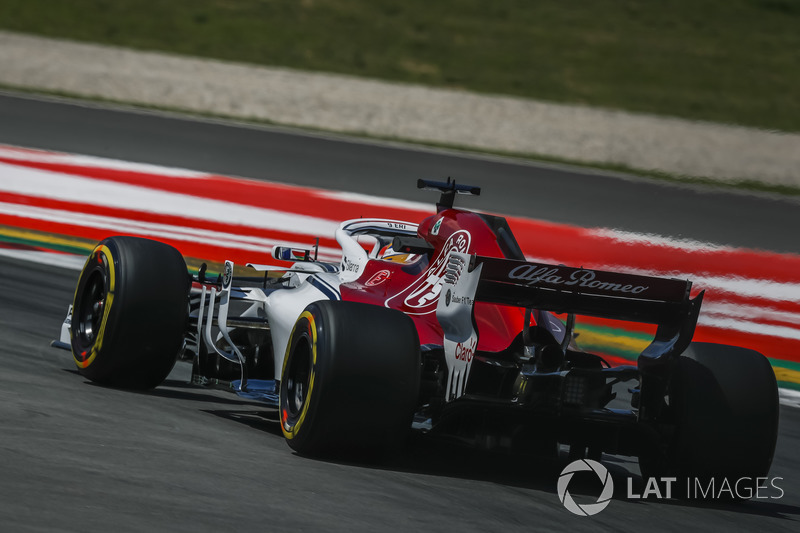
[1,91,799,255]
[1,92,800,531]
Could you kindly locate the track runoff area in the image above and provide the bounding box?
[1,143,799,404]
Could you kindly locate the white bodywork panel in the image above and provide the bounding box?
[59,305,73,345]
[264,272,341,379]
[436,251,482,401]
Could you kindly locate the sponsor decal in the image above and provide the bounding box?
[385,230,471,314]
[445,288,452,306]
[454,338,476,363]
[431,218,443,236]
[451,294,473,306]
[342,258,360,274]
[365,269,391,287]
[509,265,649,295]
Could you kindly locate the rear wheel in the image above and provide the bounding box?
[280,300,421,457]
[639,342,779,499]
[71,236,189,389]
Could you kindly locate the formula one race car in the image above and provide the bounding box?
[53,179,778,493]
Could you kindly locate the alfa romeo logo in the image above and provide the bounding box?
[557,459,614,516]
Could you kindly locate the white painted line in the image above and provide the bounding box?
[0,202,342,262]
[0,248,86,270]
[779,388,800,408]
[0,162,340,237]
[0,144,210,178]
[700,301,800,328]
[318,190,431,211]
[698,315,800,342]
[593,227,739,254]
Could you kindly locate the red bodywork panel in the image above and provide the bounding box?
[340,209,526,352]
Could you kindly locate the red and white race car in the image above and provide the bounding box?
[54,179,778,496]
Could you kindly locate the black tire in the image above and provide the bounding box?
[639,342,779,499]
[71,236,189,389]
[279,300,421,457]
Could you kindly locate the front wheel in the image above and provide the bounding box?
[280,300,421,457]
[71,236,189,389]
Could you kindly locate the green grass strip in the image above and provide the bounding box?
[777,381,800,393]
[1,0,799,132]
[769,357,800,373]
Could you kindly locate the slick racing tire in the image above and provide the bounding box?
[280,300,421,458]
[71,236,189,389]
[639,342,779,499]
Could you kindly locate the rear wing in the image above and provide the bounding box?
[436,252,703,400]
[474,256,697,327]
